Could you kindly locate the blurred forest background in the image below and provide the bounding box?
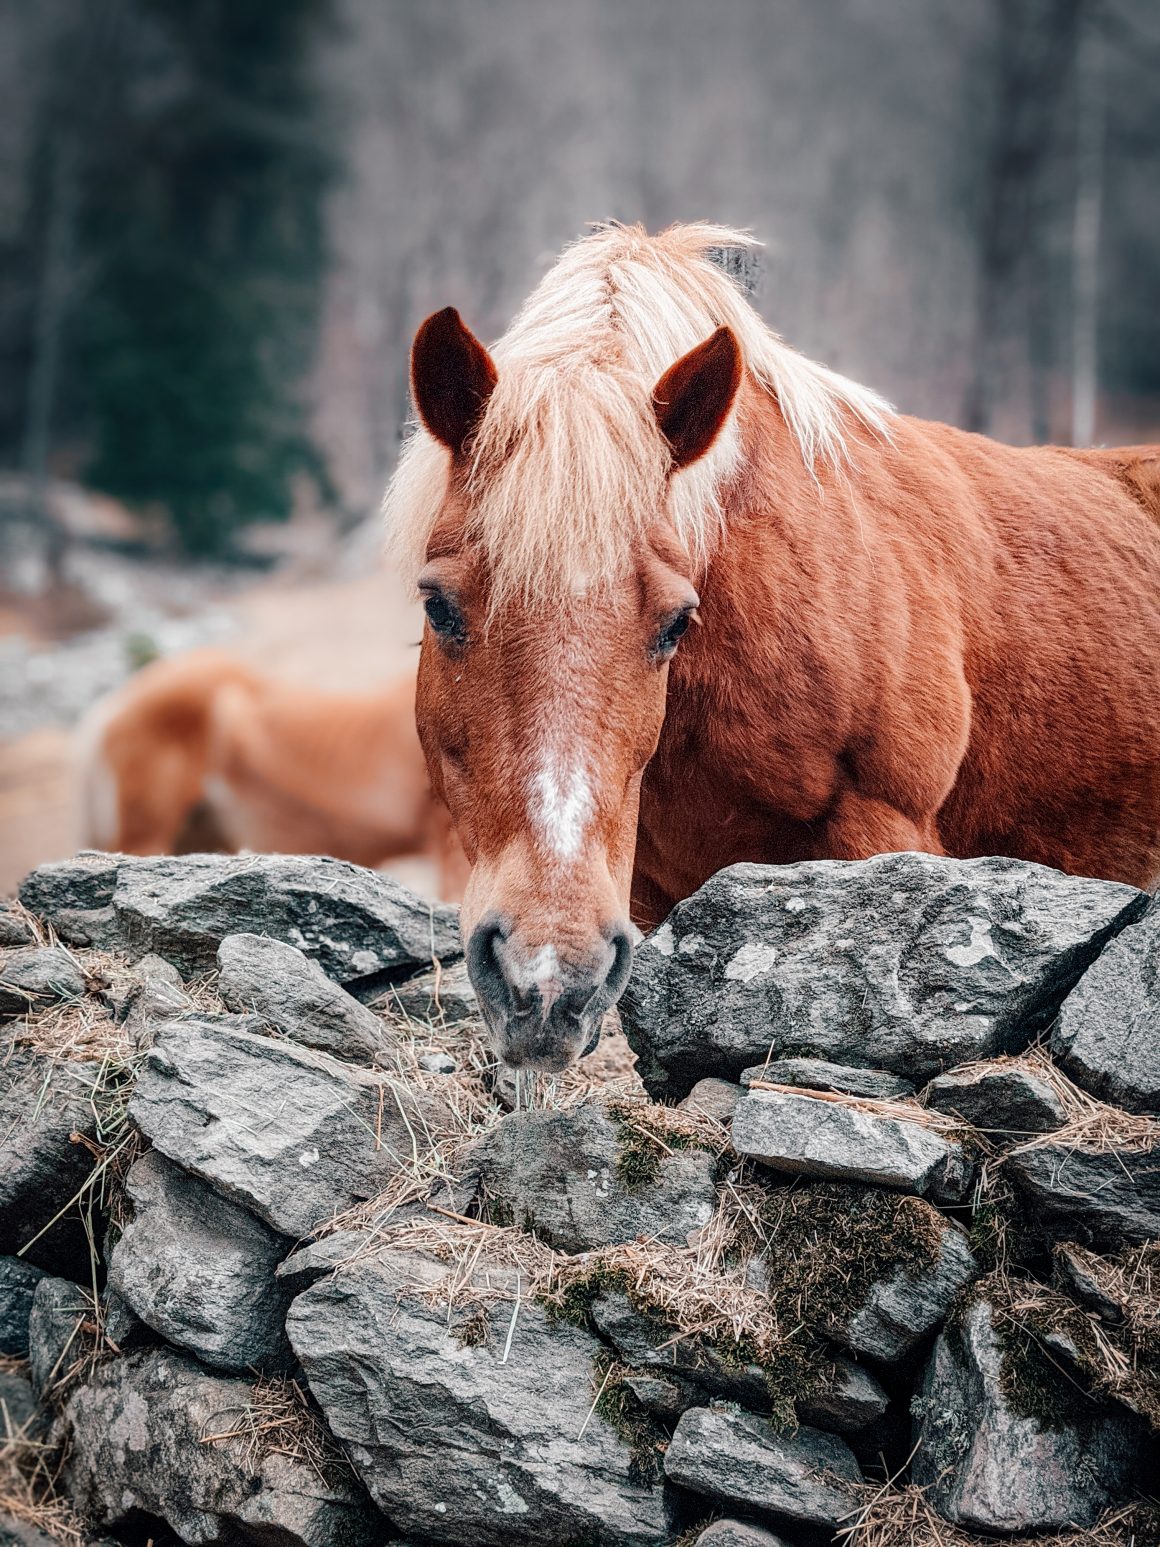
[1,0,1159,886]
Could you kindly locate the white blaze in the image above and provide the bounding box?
[529,752,594,861]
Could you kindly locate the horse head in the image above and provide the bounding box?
[403,304,741,1070]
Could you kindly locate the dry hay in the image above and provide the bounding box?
[837,1484,1159,1547]
[956,1048,1158,1157]
[748,1077,973,1138]
[984,1245,1160,1432]
[200,1373,350,1485]
[0,1363,87,1547]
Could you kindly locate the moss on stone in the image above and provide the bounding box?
[589,1349,668,1486]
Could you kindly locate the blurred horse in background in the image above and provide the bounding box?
[75,649,466,900]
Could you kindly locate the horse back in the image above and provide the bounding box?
[1061,444,1160,526]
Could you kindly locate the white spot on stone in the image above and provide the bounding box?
[785,896,807,913]
[678,932,705,956]
[835,937,855,950]
[491,1477,529,1515]
[945,918,997,968]
[650,921,675,957]
[350,949,379,975]
[434,1503,447,1515]
[724,941,779,983]
[528,752,593,861]
[299,1147,320,1168]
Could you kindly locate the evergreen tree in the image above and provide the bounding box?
[78,0,334,553]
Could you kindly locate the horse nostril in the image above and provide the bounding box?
[601,925,635,1007]
[466,915,514,1023]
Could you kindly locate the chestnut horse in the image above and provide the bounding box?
[76,648,466,897]
[385,222,1160,1070]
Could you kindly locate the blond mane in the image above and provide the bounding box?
[384,222,893,603]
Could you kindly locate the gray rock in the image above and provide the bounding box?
[129,1014,439,1238]
[276,1232,369,1296]
[1005,1140,1160,1250]
[0,1515,70,1547]
[385,958,479,1024]
[217,932,389,1062]
[797,1358,889,1434]
[695,1523,792,1547]
[664,1405,860,1530]
[0,1257,47,1356]
[620,1371,689,1421]
[108,1150,292,1371]
[0,1051,100,1273]
[839,1220,978,1364]
[0,1368,43,1439]
[742,1058,915,1099]
[107,952,190,1033]
[27,1276,88,1400]
[0,947,86,1020]
[100,1287,149,1351]
[732,1088,972,1204]
[62,1347,376,1547]
[286,1244,673,1546]
[1051,902,1160,1112]
[16,852,121,948]
[912,1296,1141,1532]
[622,855,1146,1097]
[22,852,459,983]
[679,1078,743,1121]
[590,1291,769,1410]
[474,1102,718,1251]
[921,1063,1066,1137]
[0,904,34,947]
[1051,1243,1125,1325]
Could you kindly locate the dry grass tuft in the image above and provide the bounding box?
[200,1373,350,1484]
[0,1368,87,1547]
[986,1244,1160,1432]
[838,1484,1159,1546]
[975,1049,1158,1156]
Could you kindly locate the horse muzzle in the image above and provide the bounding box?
[465,914,635,1071]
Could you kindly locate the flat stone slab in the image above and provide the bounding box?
[129,1014,439,1237]
[621,854,1146,1097]
[732,1087,972,1203]
[21,852,459,984]
[109,1150,293,1371]
[286,1243,672,1546]
[216,932,390,1062]
[1004,1138,1160,1250]
[1051,901,1160,1113]
[921,1062,1066,1138]
[913,1296,1142,1533]
[474,1101,718,1252]
[664,1405,860,1530]
[741,1058,915,1099]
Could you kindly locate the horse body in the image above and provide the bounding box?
[387,221,1160,1068]
[636,409,1160,920]
[77,648,465,892]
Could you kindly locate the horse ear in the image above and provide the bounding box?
[411,307,498,456]
[652,326,743,470]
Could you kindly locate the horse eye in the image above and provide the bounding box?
[423,592,465,644]
[655,610,692,659]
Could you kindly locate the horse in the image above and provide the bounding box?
[76,648,467,898]
[383,221,1160,1072]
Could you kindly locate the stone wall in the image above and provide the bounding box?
[1,850,1157,1546]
